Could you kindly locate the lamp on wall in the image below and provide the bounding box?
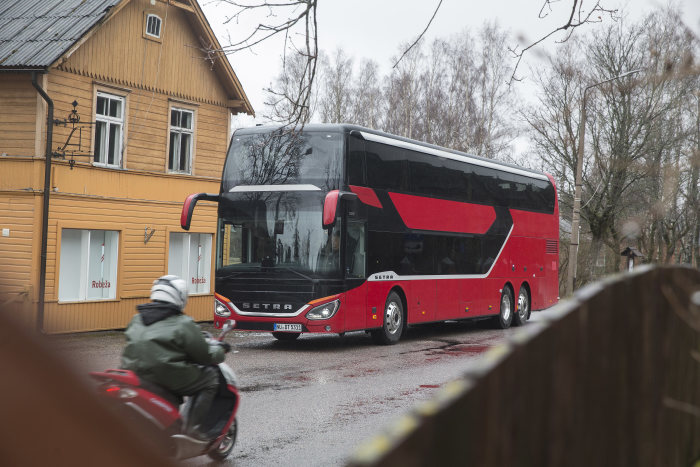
[144,227,156,244]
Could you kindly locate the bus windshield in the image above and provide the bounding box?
[222,129,344,192]
[217,191,342,278]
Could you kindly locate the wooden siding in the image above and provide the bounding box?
[43,294,214,334]
[44,161,219,300]
[47,69,230,178]
[0,193,38,298]
[0,73,39,157]
[0,157,44,191]
[57,0,231,107]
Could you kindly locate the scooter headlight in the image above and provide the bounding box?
[305,299,340,320]
[118,388,138,399]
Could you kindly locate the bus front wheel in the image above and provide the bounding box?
[495,286,514,329]
[372,291,404,345]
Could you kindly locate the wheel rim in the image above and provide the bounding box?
[518,291,528,319]
[216,423,236,454]
[385,301,402,335]
[501,293,511,322]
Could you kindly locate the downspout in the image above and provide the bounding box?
[31,71,53,334]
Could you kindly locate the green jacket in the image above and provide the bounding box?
[121,302,225,392]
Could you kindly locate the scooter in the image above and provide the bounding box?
[90,320,240,461]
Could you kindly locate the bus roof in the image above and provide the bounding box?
[233,124,550,182]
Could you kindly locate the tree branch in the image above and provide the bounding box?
[392,0,444,69]
[508,0,618,84]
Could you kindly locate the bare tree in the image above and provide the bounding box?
[318,48,354,123]
[509,0,619,83]
[631,10,699,264]
[212,0,318,126]
[383,41,424,139]
[473,22,518,159]
[350,59,383,129]
[211,1,616,124]
[525,6,699,288]
[265,50,319,124]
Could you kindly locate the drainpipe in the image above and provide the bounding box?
[31,71,53,334]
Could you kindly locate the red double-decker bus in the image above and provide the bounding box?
[181,124,559,344]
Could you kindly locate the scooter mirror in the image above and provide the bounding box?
[222,320,235,332]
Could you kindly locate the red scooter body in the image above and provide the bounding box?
[90,321,240,461]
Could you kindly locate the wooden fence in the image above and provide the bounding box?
[349,265,700,467]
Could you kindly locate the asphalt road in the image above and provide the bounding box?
[50,312,548,466]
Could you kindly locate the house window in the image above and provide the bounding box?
[94,92,124,167]
[168,108,194,174]
[145,14,162,38]
[169,232,212,295]
[59,229,119,302]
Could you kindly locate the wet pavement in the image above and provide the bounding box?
[49,312,548,466]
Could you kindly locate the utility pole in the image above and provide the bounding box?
[566,69,641,296]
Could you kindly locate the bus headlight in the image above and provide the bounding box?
[305,299,340,320]
[215,298,231,317]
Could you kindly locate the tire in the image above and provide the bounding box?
[272,332,300,341]
[513,286,530,326]
[372,291,405,345]
[495,286,514,329]
[208,418,237,461]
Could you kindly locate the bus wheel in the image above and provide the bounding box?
[372,291,404,345]
[495,286,514,329]
[513,286,530,326]
[272,332,300,341]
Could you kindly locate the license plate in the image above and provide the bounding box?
[274,323,302,332]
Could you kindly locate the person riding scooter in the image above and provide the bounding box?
[120,275,230,441]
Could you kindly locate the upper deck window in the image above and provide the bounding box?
[223,130,344,192]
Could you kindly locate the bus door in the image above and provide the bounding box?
[342,200,368,332]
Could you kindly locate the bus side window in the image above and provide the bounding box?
[348,134,365,186]
[366,141,406,191]
[346,222,366,278]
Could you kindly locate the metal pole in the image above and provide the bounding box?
[566,69,641,296]
[567,94,587,296]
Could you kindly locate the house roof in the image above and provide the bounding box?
[0,0,253,114]
[0,0,120,69]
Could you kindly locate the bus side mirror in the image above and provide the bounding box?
[181,193,220,230]
[323,190,358,229]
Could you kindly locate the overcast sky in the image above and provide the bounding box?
[201,0,700,124]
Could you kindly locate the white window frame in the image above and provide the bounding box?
[58,229,119,302]
[168,107,195,174]
[94,92,124,168]
[168,232,212,295]
[145,14,162,38]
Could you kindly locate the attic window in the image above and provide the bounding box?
[145,14,162,38]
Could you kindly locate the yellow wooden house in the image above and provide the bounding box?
[0,0,253,332]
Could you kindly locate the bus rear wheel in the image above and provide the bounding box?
[372,291,404,345]
[495,286,514,329]
[272,332,300,341]
[513,286,530,326]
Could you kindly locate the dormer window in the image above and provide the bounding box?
[145,14,162,38]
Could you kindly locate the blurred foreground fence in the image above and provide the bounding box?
[0,297,174,466]
[350,265,700,467]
